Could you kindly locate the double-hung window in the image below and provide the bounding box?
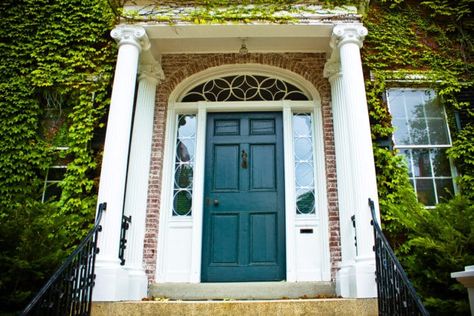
[387,88,455,207]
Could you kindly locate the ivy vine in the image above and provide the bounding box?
[363,0,473,312]
[0,0,117,311]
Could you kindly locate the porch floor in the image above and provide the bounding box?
[149,281,335,300]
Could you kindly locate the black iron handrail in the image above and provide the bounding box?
[21,202,106,316]
[369,198,429,316]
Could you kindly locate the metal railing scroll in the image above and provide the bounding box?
[21,202,106,316]
[369,198,429,316]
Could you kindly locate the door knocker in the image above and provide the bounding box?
[241,149,248,169]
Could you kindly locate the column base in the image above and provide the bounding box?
[336,256,377,298]
[125,268,149,300]
[93,259,129,301]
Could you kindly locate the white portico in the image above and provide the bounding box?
[93,21,380,301]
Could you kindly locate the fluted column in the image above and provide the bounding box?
[123,61,164,300]
[324,60,356,297]
[94,25,150,301]
[329,24,379,298]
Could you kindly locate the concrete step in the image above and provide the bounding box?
[92,299,378,316]
[149,281,336,300]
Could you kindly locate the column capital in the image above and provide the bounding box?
[139,62,165,84]
[111,25,150,51]
[331,24,368,49]
[323,59,342,82]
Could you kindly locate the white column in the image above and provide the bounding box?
[330,24,379,298]
[324,60,357,297]
[123,62,163,300]
[94,25,149,301]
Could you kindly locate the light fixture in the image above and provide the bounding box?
[239,38,248,54]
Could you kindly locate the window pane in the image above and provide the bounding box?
[415,179,436,207]
[393,119,410,145]
[408,118,428,145]
[431,149,451,176]
[178,115,196,138]
[173,114,196,216]
[43,183,62,202]
[404,91,425,119]
[173,190,192,216]
[294,138,313,161]
[427,118,450,145]
[423,92,444,118]
[398,149,413,177]
[412,149,432,177]
[436,179,454,202]
[293,113,315,215]
[175,164,193,189]
[295,163,314,187]
[293,114,312,137]
[296,189,315,215]
[387,91,406,118]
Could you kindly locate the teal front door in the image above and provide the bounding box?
[201,112,286,282]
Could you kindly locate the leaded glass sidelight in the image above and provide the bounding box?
[293,113,316,215]
[173,114,196,216]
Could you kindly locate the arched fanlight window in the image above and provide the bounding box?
[180,74,311,102]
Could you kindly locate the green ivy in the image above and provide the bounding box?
[448,124,474,200]
[0,0,117,312]
[121,1,359,24]
[363,0,473,313]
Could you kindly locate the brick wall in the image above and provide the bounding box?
[143,52,341,283]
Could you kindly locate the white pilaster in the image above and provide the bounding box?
[122,61,164,300]
[328,24,379,298]
[324,60,356,297]
[94,25,150,301]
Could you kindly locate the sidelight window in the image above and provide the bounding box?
[173,114,196,216]
[293,113,316,215]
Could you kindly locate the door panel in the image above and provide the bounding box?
[202,112,285,282]
[211,214,239,264]
[250,213,277,263]
[213,145,239,191]
[250,144,276,190]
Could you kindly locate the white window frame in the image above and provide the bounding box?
[387,88,457,207]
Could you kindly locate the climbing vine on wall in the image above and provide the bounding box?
[0,0,117,311]
[362,0,473,207]
[121,0,360,24]
[362,0,473,313]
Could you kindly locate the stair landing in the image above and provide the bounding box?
[92,298,378,316]
[149,281,335,300]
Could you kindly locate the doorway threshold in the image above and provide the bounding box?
[149,281,335,300]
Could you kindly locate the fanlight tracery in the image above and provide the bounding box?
[180,74,310,102]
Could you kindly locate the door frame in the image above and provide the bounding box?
[156,66,330,283]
